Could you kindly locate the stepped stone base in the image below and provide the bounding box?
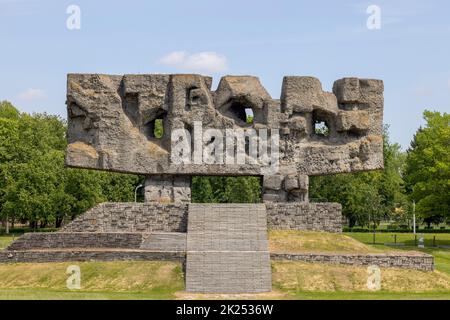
[1,202,434,273]
[185,204,272,293]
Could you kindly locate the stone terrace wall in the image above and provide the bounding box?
[271,252,434,271]
[7,232,143,250]
[140,233,186,251]
[62,202,188,233]
[266,202,343,233]
[61,202,343,233]
[0,250,185,264]
[6,232,187,252]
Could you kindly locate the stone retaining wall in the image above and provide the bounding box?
[270,252,434,271]
[61,202,343,233]
[62,203,188,233]
[266,202,343,233]
[7,232,143,250]
[0,250,185,264]
[6,232,187,252]
[140,233,186,251]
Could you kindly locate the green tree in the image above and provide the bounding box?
[224,176,261,203]
[0,101,20,120]
[0,101,143,231]
[405,110,450,227]
[192,176,261,203]
[310,126,406,227]
[0,107,21,231]
[192,177,215,203]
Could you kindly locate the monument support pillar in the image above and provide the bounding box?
[144,175,191,203]
[262,174,309,203]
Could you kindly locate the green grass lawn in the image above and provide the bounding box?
[0,261,184,300]
[0,288,171,300]
[269,230,383,253]
[345,232,450,247]
[270,232,450,300]
[346,232,450,278]
[1,260,449,300]
[0,236,14,250]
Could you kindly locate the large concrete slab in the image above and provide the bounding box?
[185,204,272,293]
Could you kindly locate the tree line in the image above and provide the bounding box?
[0,100,448,230]
[0,101,142,231]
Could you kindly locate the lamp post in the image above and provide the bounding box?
[3,175,8,234]
[135,184,143,203]
[412,200,416,235]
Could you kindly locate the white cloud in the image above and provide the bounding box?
[17,88,46,101]
[411,87,433,97]
[158,51,228,73]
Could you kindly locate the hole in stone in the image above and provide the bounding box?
[145,116,165,140]
[154,119,163,138]
[245,108,254,124]
[314,120,329,136]
[313,119,330,137]
[347,130,361,138]
[228,102,248,123]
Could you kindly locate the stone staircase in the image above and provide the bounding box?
[185,204,272,293]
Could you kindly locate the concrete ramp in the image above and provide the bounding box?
[185,204,271,293]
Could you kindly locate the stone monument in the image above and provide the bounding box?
[65,74,383,204]
[2,74,387,293]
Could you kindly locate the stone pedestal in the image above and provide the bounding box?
[144,175,191,203]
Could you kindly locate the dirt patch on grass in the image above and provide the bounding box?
[174,290,290,300]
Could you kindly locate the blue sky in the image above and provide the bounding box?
[1,0,449,149]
